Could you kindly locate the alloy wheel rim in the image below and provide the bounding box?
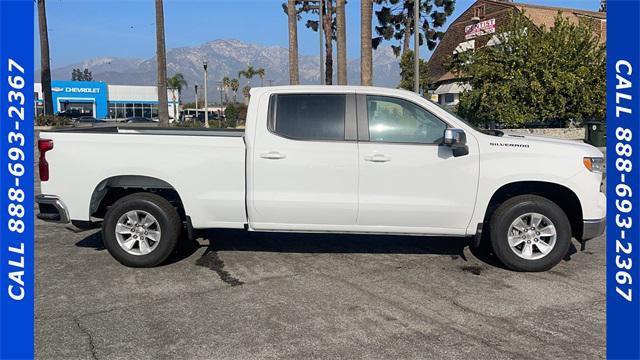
[115,210,161,256]
[507,212,557,261]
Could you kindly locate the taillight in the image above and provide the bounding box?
[38,139,53,181]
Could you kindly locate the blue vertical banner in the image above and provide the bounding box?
[607,0,640,359]
[0,0,35,358]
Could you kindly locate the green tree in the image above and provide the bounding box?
[71,68,93,81]
[398,51,428,91]
[242,85,251,105]
[238,66,257,87]
[222,76,231,103]
[449,13,605,128]
[255,68,266,86]
[361,0,373,85]
[38,0,53,115]
[155,0,170,126]
[283,0,338,84]
[373,0,455,56]
[230,78,240,103]
[167,73,188,121]
[286,0,300,85]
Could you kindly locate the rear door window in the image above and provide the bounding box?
[271,94,346,141]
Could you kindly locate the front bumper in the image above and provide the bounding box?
[36,195,70,224]
[582,218,606,240]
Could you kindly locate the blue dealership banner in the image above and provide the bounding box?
[607,0,640,359]
[0,0,35,358]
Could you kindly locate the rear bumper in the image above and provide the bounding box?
[582,218,606,240]
[36,195,70,224]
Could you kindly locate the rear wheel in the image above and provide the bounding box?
[102,193,181,267]
[489,195,571,272]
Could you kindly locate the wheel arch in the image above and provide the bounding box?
[483,181,584,240]
[89,175,186,221]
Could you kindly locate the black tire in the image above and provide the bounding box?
[489,195,571,272]
[102,193,181,267]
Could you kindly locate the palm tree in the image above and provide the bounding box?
[361,0,373,86]
[222,76,231,103]
[37,0,53,115]
[238,66,257,87]
[336,0,347,85]
[155,0,170,126]
[255,68,266,86]
[167,73,187,122]
[242,85,251,105]
[230,78,240,103]
[287,0,300,85]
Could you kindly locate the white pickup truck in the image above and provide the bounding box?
[37,86,606,271]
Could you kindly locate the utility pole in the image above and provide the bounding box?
[267,79,274,87]
[203,60,209,128]
[414,0,420,94]
[194,84,198,128]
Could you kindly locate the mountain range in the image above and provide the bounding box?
[38,39,402,102]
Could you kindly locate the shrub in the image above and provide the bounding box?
[35,115,70,127]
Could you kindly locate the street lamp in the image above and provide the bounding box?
[203,60,209,128]
[194,83,198,128]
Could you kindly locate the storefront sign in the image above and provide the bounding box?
[465,18,496,39]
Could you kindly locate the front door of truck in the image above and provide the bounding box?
[356,94,479,234]
[249,92,359,231]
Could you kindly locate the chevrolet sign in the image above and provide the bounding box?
[51,87,64,92]
[64,87,101,94]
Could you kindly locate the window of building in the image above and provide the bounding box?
[109,102,158,119]
[270,94,346,141]
[472,5,485,19]
[366,96,447,144]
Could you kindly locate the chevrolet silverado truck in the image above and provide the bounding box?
[36,86,606,271]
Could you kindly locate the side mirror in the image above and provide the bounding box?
[444,128,469,157]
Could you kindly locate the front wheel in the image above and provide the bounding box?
[489,195,572,272]
[102,193,182,267]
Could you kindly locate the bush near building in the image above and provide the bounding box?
[35,114,70,127]
[448,13,605,128]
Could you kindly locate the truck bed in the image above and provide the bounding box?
[39,125,248,229]
[48,125,245,137]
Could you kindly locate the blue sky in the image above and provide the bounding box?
[35,0,601,68]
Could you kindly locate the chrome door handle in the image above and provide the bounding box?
[364,154,391,162]
[260,151,286,160]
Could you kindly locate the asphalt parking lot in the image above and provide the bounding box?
[34,138,606,360]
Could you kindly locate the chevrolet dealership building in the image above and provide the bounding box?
[34,81,177,120]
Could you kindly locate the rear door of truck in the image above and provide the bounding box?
[248,90,359,231]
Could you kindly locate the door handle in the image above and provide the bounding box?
[260,151,286,160]
[364,154,391,162]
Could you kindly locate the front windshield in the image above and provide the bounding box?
[429,99,503,136]
[429,100,481,131]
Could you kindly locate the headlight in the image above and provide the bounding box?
[583,157,605,173]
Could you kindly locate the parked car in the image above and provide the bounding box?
[125,116,158,123]
[57,110,87,120]
[36,86,605,271]
[73,116,106,127]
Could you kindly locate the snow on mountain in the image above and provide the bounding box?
[39,39,401,101]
